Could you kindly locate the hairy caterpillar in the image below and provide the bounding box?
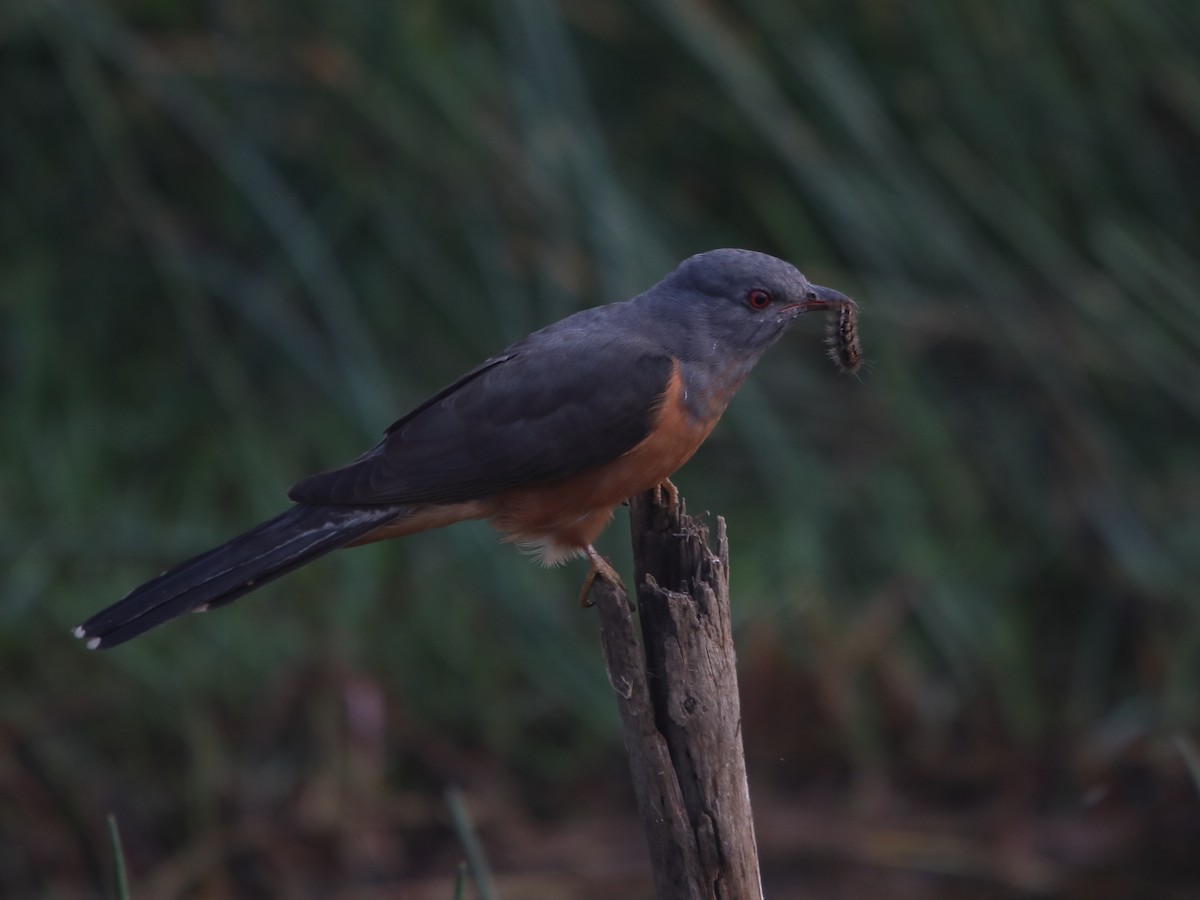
[825,299,862,374]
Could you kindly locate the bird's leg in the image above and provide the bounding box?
[652,477,679,510]
[579,544,624,608]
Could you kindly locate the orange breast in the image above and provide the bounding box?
[484,361,718,562]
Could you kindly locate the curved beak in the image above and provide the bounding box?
[781,283,855,316]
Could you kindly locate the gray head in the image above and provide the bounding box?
[640,248,850,360]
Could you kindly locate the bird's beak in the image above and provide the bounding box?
[783,283,854,316]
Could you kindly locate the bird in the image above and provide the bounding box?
[74,249,855,649]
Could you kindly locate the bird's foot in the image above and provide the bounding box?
[579,545,625,608]
[652,477,679,510]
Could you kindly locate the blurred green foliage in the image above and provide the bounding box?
[3,0,1200,895]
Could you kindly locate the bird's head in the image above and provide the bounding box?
[648,249,851,360]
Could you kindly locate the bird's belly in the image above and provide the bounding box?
[485,363,718,563]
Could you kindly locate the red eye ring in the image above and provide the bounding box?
[747,288,771,310]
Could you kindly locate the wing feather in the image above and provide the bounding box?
[288,307,673,506]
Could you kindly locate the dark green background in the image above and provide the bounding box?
[4,1,1199,896]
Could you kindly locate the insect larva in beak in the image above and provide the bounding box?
[825,300,862,374]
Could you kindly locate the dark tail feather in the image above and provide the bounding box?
[75,504,405,649]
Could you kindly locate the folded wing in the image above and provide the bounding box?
[289,313,674,506]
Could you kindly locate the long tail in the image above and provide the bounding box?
[75,504,405,649]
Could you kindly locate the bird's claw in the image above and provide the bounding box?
[652,478,679,510]
[580,546,624,608]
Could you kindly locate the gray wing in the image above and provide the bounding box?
[287,308,674,506]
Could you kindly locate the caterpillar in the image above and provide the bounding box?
[825,299,862,374]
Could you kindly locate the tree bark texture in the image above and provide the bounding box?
[590,489,763,900]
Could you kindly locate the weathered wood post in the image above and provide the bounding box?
[591,488,762,899]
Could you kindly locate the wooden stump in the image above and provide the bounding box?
[590,489,762,900]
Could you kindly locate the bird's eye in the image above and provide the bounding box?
[746,289,771,310]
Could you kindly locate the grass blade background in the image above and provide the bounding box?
[2,0,1198,895]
